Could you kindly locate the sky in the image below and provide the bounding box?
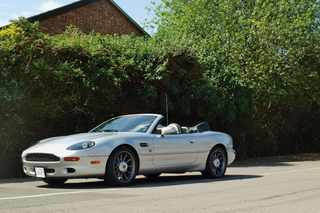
[0,0,157,33]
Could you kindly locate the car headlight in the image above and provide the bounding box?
[67,141,95,150]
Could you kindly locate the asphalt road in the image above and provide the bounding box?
[1,161,320,213]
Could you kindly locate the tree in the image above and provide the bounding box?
[147,0,320,108]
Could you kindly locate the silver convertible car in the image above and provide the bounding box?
[22,114,236,186]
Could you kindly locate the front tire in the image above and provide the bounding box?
[202,147,227,178]
[104,147,138,186]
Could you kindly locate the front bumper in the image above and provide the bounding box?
[22,154,108,178]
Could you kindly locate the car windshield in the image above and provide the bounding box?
[90,115,157,133]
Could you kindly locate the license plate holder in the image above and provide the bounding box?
[35,167,46,178]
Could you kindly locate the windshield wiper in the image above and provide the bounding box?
[99,129,120,132]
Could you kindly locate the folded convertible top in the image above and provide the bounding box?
[190,121,210,132]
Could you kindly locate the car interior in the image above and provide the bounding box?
[153,121,210,134]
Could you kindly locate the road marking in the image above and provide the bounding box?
[260,166,320,176]
[0,188,116,201]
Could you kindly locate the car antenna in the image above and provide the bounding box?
[166,94,169,126]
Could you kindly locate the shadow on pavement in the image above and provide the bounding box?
[2,161,296,187]
[35,173,262,189]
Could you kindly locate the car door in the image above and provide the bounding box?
[151,133,198,166]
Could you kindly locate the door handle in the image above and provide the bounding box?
[189,139,196,143]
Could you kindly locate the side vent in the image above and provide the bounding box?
[139,143,149,147]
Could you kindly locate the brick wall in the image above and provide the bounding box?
[38,0,145,36]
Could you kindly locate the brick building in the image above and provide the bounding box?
[26,0,148,36]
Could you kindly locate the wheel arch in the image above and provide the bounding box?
[212,143,228,164]
[107,144,140,173]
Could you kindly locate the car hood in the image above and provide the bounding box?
[24,132,120,154]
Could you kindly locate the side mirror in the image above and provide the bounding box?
[161,126,176,136]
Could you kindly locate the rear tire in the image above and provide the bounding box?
[202,147,227,178]
[42,178,68,185]
[104,147,138,186]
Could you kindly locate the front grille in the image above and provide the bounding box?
[26,153,60,162]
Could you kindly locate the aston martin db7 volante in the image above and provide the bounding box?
[22,114,236,186]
